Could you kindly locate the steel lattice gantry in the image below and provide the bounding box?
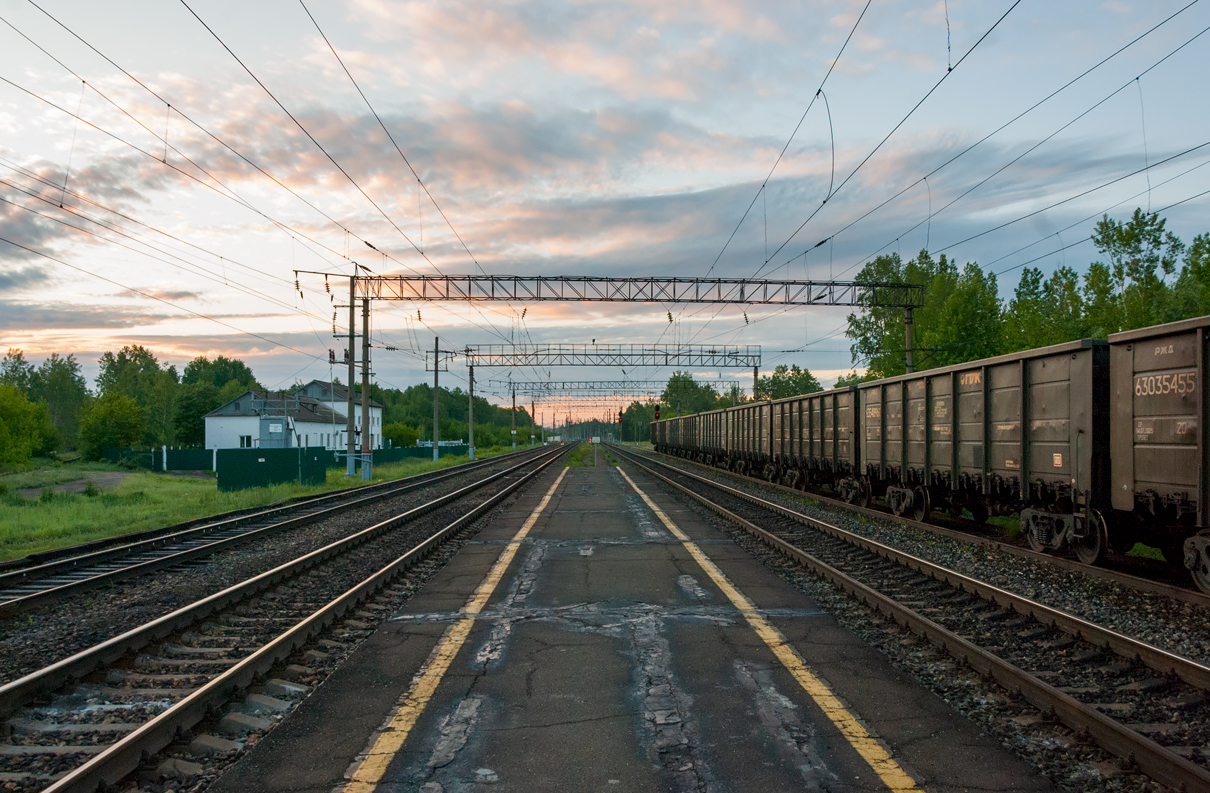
[465,344,759,368]
[356,274,924,308]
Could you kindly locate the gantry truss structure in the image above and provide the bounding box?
[464,344,760,368]
[485,379,736,397]
[356,275,924,308]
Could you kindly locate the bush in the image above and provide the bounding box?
[383,422,419,448]
[78,393,144,460]
[84,480,98,497]
[0,384,57,468]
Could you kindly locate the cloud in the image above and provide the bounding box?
[0,265,49,291]
[119,288,200,301]
[0,300,171,330]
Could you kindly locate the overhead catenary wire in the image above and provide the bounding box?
[7,3,522,347]
[831,16,1210,280]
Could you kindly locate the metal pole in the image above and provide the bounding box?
[753,365,759,400]
[541,411,545,443]
[905,306,915,374]
[361,295,371,480]
[531,398,535,446]
[511,388,517,449]
[468,361,475,460]
[346,276,356,477]
[433,336,440,463]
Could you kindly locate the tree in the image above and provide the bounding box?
[756,364,822,400]
[383,422,419,448]
[182,355,260,390]
[1089,209,1184,332]
[78,393,144,460]
[661,372,721,415]
[95,346,180,446]
[846,250,966,377]
[173,383,220,446]
[1,349,34,394]
[834,371,878,387]
[0,384,57,468]
[920,262,1002,367]
[1002,266,1088,352]
[29,353,89,449]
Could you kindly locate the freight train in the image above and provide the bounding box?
[651,315,1210,593]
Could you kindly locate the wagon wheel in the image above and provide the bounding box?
[857,478,872,508]
[910,486,930,522]
[1022,514,1047,554]
[1186,538,1210,595]
[1073,510,1108,566]
[968,503,989,525]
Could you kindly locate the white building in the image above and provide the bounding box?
[297,380,384,450]
[203,389,382,451]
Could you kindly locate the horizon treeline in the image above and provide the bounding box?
[0,347,535,468]
[847,209,1210,377]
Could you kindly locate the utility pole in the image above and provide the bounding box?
[753,365,759,400]
[531,397,535,447]
[468,357,475,460]
[541,411,544,443]
[905,307,915,374]
[511,388,517,449]
[361,295,371,480]
[346,277,356,477]
[433,336,440,463]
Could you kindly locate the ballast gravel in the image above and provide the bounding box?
[654,474,1170,793]
[0,456,534,685]
[646,453,1210,668]
[128,475,544,793]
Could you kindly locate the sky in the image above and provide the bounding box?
[2,0,1209,422]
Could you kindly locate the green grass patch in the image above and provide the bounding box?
[564,442,597,467]
[0,447,513,562]
[1126,542,1167,562]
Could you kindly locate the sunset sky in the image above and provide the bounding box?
[2,0,1208,417]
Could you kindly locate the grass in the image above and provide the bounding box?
[0,446,514,562]
[564,442,598,467]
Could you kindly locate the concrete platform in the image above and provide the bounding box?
[209,454,1058,793]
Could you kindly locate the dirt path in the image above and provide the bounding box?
[17,471,130,499]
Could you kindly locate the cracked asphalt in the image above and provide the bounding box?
[206,456,1060,793]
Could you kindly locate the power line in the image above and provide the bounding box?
[833,15,1210,280]
[794,0,1204,279]
[760,0,1023,271]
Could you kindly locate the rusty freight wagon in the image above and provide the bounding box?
[1109,316,1210,590]
[853,339,1111,563]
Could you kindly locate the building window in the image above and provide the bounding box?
[239,435,253,448]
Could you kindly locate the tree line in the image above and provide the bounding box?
[846,209,1210,377]
[0,346,536,469]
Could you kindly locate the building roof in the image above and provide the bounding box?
[204,390,347,424]
[300,379,383,409]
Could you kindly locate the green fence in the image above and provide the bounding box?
[217,447,332,491]
[372,445,469,464]
[299,447,327,486]
[166,448,214,470]
[103,447,213,471]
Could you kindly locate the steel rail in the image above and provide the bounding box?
[645,448,1210,609]
[0,449,547,617]
[611,445,1210,793]
[35,443,572,793]
[1,448,534,581]
[0,446,564,718]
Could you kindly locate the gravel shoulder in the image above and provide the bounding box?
[643,453,1210,668]
[0,457,531,685]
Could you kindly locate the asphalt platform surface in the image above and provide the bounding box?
[210,452,1058,793]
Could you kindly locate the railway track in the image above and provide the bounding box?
[610,444,1210,793]
[0,444,570,793]
[0,447,546,617]
[643,447,1210,609]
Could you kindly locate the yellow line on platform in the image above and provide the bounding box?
[616,465,924,792]
[343,467,569,792]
